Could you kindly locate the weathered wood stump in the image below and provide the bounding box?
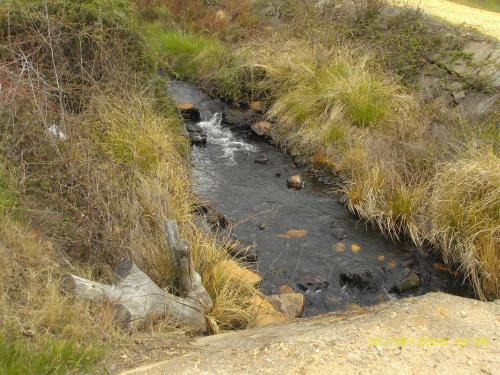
[61,220,213,332]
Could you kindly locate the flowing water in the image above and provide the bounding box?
[169,81,467,317]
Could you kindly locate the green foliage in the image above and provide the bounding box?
[140,23,248,101]
[0,328,102,375]
[142,23,225,79]
[212,61,248,102]
[339,74,391,127]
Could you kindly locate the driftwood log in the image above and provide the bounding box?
[61,220,213,331]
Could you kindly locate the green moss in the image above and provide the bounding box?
[0,328,103,375]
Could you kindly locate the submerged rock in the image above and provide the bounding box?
[177,102,201,122]
[251,121,271,137]
[267,293,305,319]
[331,227,347,240]
[391,270,422,294]
[297,275,329,294]
[254,154,269,165]
[287,175,304,189]
[339,271,376,290]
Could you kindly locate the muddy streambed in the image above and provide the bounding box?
[169,81,467,317]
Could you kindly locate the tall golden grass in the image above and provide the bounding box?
[429,149,500,300]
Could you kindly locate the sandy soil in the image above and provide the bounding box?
[400,0,500,39]
[120,293,500,375]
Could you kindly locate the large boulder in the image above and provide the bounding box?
[267,293,305,319]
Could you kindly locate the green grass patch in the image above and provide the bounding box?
[0,328,103,375]
[141,23,225,80]
[338,73,392,127]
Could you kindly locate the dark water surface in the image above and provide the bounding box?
[169,81,466,317]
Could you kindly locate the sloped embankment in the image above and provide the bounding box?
[122,293,499,375]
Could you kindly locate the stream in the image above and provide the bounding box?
[169,81,467,317]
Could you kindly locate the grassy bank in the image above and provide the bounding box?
[0,1,258,372]
[139,0,499,300]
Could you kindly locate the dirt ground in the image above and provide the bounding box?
[400,0,500,39]
[120,293,499,375]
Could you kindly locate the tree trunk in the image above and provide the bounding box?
[61,220,213,332]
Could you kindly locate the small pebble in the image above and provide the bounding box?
[259,224,266,231]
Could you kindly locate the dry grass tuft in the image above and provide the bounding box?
[429,149,500,299]
[204,259,258,332]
